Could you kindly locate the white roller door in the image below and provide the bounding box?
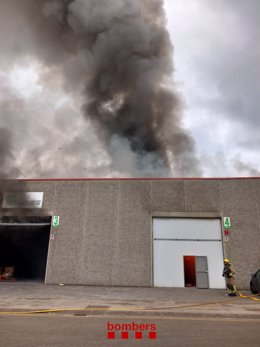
[153,218,226,289]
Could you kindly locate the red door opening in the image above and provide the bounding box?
[184,256,196,287]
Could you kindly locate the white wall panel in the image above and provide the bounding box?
[153,218,221,240]
[153,218,226,288]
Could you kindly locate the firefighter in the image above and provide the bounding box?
[222,258,237,296]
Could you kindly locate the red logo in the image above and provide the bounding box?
[107,321,157,340]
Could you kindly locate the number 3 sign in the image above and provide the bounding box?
[52,216,60,228]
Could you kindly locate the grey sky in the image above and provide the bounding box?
[164,0,260,176]
[0,0,259,178]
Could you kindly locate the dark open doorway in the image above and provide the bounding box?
[0,216,51,282]
[183,255,196,287]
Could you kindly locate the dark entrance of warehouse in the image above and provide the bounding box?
[183,255,209,289]
[0,216,51,282]
[183,256,196,287]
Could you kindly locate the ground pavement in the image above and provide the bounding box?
[0,282,259,319]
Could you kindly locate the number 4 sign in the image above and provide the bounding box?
[52,216,60,228]
[223,217,231,229]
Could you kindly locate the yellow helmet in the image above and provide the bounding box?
[224,258,230,263]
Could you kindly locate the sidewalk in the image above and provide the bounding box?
[0,282,259,319]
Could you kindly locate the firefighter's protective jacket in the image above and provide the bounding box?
[222,264,235,278]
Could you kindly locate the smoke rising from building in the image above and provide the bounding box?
[0,128,13,178]
[0,0,201,178]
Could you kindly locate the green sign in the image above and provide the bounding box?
[52,216,60,228]
[223,217,231,229]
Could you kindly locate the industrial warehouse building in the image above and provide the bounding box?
[0,178,259,290]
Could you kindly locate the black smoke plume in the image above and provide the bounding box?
[0,0,201,177]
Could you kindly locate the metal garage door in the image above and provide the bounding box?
[153,218,226,289]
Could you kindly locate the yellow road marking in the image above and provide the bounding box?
[0,294,259,316]
[1,313,260,322]
[0,300,233,315]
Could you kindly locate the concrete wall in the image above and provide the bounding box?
[0,178,259,289]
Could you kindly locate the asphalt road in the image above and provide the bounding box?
[0,314,259,347]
